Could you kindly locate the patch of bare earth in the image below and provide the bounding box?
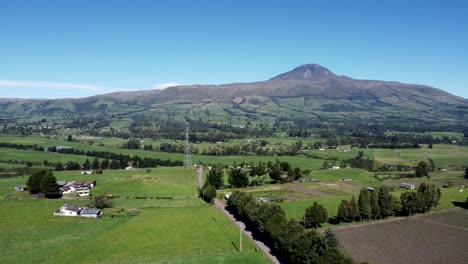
[334,208,468,264]
[280,184,329,197]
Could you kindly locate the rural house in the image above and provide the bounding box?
[400,183,415,189]
[53,204,81,217]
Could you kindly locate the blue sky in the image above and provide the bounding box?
[0,0,467,99]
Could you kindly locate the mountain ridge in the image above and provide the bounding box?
[1,64,467,127]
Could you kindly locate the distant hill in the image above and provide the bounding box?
[1,64,467,129]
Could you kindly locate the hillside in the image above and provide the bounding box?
[1,64,467,130]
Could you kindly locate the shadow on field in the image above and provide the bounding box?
[231,241,239,252]
[452,201,468,209]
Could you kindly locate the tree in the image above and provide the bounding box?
[122,139,141,149]
[415,161,429,178]
[280,161,291,172]
[370,190,380,219]
[67,135,73,142]
[337,200,350,223]
[418,182,441,212]
[82,158,91,170]
[40,172,61,198]
[55,161,64,171]
[200,182,217,203]
[27,169,45,194]
[378,185,393,218]
[207,165,224,189]
[358,188,371,220]
[349,195,359,221]
[88,195,113,209]
[464,167,468,179]
[101,158,109,169]
[92,157,100,170]
[304,201,328,228]
[293,167,303,180]
[110,159,120,169]
[228,167,249,188]
[400,191,424,216]
[321,160,330,170]
[287,167,296,181]
[269,163,283,183]
[65,161,81,170]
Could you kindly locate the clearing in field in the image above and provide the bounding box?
[334,208,468,264]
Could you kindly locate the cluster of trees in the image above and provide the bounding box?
[227,191,355,264]
[227,160,304,188]
[121,139,141,149]
[304,201,328,228]
[336,184,441,223]
[27,169,61,198]
[321,151,374,171]
[88,195,113,209]
[201,140,303,156]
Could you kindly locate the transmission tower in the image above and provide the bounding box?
[184,122,192,169]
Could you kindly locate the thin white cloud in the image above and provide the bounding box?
[152,82,180,89]
[0,80,109,92]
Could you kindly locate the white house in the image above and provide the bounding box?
[75,187,90,197]
[61,186,73,194]
[53,204,81,217]
[331,166,340,170]
[400,183,415,189]
[81,171,93,175]
[125,166,137,171]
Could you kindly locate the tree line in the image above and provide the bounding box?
[227,191,355,264]
[336,183,441,223]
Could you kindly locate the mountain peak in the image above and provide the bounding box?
[270,63,337,81]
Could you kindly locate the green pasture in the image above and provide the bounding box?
[0,200,267,264]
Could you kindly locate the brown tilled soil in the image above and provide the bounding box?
[280,184,329,197]
[334,208,468,264]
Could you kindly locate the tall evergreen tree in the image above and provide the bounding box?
[82,158,91,170]
[40,172,61,198]
[370,190,380,219]
[92,157,100,170]
[207,165,224,189]
[358,188,372,220]
[378,185,393,218]
[349,195,359,221]
[27,169,46,194]
[101,158,109,169]
[337,200,350,223]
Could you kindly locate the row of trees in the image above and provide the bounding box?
[336,183,441,223]
[227,191,355,264]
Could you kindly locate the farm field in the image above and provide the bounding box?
[334,208,468,264]
[0,166,269,264]
[0,200,268,264]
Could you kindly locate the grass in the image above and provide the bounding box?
[0,200,268,264]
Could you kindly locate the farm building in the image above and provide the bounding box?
[56,181,67,187]
[81,171,93,175]
[331,166,340,170]
[75,187,90,197]
[53,204,81,217]
[86,180,96,188]
[14,186,24,192]
[80,209,103,218]
[53,205,102,218]
[125,166,137,171]
[56,145,72,151]
[61,186,72,194]
[400,183,415,189]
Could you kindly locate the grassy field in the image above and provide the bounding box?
[0,200,268,264]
